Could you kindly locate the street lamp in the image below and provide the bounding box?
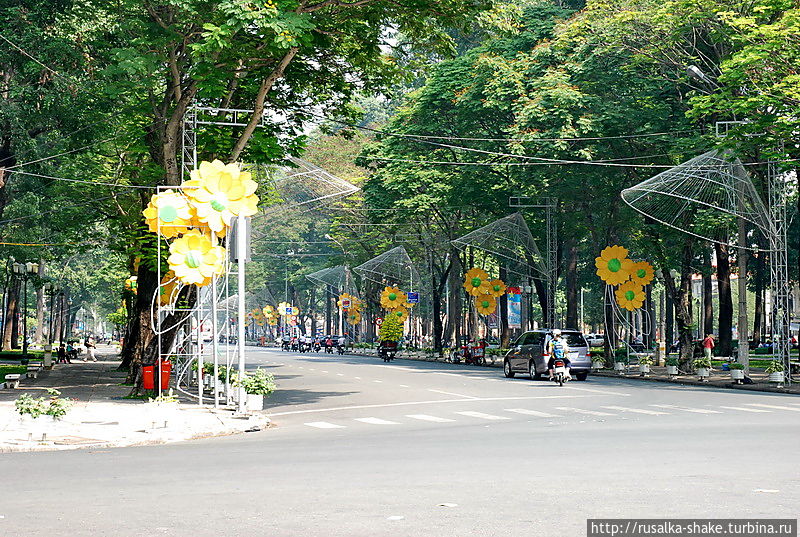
[13,261,39,359]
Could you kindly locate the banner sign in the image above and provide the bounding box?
[508,292,521,328]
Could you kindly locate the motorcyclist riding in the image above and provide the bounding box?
[547,329,572,381]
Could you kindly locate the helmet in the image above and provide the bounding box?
[551,329,562,337]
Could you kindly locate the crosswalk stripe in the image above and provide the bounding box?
[649,404,722,414]
[601,406,667,415]
[406,414,456,423]
[555,407,616,416]
[747,403,800,412]
[304,422,345,429]
[504,408,559,418]
[354,417,399,425]
[719,406,771,413]
[455,411,510,421]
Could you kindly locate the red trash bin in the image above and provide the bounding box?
[142,366,155,390]
[158,361,172,391]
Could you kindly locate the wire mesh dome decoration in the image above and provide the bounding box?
[451,212,548,278]
[354,246,420,288]
[306,265,359,295]
[621,150,772,248]
[255,157,360,216]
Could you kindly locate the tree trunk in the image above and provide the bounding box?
[663,238,695,368]
[565,240,578,329]
[34,260,45,344]
[702,270,713,338]
[532,277,548,326]
[752,252,764,347]
[665,289,674,349]
[2,277,19,351]
[715,242,733,356]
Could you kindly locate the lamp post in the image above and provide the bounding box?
[13,261,39,359]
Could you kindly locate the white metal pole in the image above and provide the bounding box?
[237,214,247,413]
[212,273,219,408]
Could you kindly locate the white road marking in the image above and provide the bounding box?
[373,380,383,383]
[406,414,456,423]
[601,406,668,415]
[719,406,771,413]
[429,389,478,399]
[556,407,616,416]
[455,411,510,421]
[321,370,329,373]
[304,422,345,429]
[308,368,315,371]
[747,403,800,412]
[650,404,722,414]
[399,384,409,388]
[354,417,399,425]
[567,386,631,397]
[354,376,361,380]
[504,408,559,418]
[337,373,344,376]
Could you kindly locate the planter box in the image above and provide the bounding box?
[768,371,784,383]
[613,362,625,371]
[592,361,605,370]
[639,364,650,374]
[697,367,710,379]
[666,365,678,376]
[730,369,744,381]
[247,394,264,412]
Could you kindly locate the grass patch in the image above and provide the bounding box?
[0,350,45,361]
[0,365,27,377]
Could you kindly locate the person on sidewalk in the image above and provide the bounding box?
[702,333,715,360]
[57,344,67,364]
[84,338,98,362]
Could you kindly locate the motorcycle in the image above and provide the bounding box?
[551,359,571,386]
[337,345,345,355]
[378,340,398,362]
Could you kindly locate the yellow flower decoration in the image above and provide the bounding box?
[464,267,491,296]
[263,305,275,317]
[338,293,358,310]
[124,276,138,293]
[629,261,655,286]
[167,230,225,286]
[487,279,506,298]
[475,294,497,315]
[380,286,405,309]
[616,281,645,311]
[158,271,180,306]
[346,311,362,325]
[349,297,362,311]
[595,245,635,285]
[183,160,259,234]
[267,317,277,326]
[389,305,409,323]
[277,302,291,315]
[290,306,300,316]
[142,190,195,238]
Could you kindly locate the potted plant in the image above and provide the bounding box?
[14,388,73,442]
[765,360,785,384]
[694,356,712,380]
[729,362,745,382]
[591,352,605,370]
[235,369,276,411]
[613,354,627,373]
[665,357,679,376]
[638,355,654,376]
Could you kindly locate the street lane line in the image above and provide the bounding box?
[429,389,478,400]
[322,370,329,373]
[555,407,616,416]
[601,406,668,415]
[399,384,409,388]
[566,386,631,397]
[406,414,456,423]
[719,406,771,413]
[337,373,344,376]
[354,417,399,425]
[354,376,361,380]
[650,404,722,414]
[373,380,383,383]
[747,403,800,412]
[504,408,559,418]
[304,422,345,429]
[455,411,510,420]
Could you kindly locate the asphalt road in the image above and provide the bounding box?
[2,347,799,537]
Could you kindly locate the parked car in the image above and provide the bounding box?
[585,333,606,347]
[503,329,591,381]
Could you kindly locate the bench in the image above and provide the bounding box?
[26,365,42,379]
[3,374,21,389]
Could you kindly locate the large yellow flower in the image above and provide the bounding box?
[167,230,225,286]
[464,267,491,296]
[338,293,359,310]
[158,271,180,306]
[267,317,277,326]
[616,281,645,311]
[595,245,634,285]
[346,311,362,325]
[349,297,362,311]
[389,305,409,323]
[629,261,655,286]
[183,160,259,234]
[487,279,506,298]
[263,305,275,317]
[124,276,137,293]
[277,302,291,316]
[380,286,405,309]
[143,190,195,238]
[475,294,497,315]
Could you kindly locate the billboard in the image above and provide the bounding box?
[507,291,521,328]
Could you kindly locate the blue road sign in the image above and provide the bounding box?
[406,292,419,304]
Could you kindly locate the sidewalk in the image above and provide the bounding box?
[346,348,800,395]
[0,347,269,453]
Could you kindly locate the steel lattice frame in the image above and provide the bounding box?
[353,246,419,289]
[621,149,792,383]
[306,265,359,296]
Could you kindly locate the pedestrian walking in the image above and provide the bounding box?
[57,344,67,364]
[702,333,715,360]
[84,338,98,362]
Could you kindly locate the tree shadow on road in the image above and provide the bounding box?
[267,388,359,409]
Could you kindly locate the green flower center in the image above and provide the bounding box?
[637,269,646,278]
[625,290,635,301]
[211,200,226,212]
[608,258,622,272]
[471,277,482,287]
[396,312,402,318]
[493,285,501,292]
[388,293,397,301]
[159,206,178,223]
[185,251,202,269]
[481,300,490,308]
